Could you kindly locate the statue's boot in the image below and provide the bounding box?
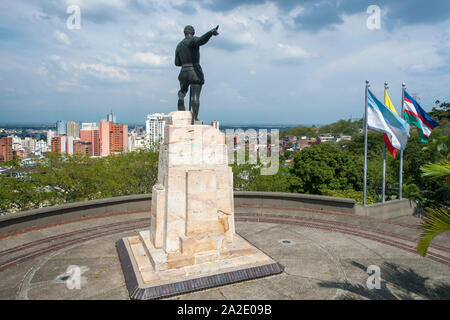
[190,84,202,122]
[178,90,186,111]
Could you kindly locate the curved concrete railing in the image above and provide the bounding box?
[234,191,356,213]
[0,194,152,236]
[0,192,416,236]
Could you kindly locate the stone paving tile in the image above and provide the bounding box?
[217,277,288,300]
[294,230,394,260]
[167,288,226,300]
[26,256,127,299]
[387,215,422,224]
[262,273,326,300]
[236,209,428,243]
[54,235,132,260]
[0,287,18,300]
[0,229,57,251]
[336,235,422,260]
[235,221,279,237]
[85,284,130,300]
[0,259,36,292]
[325,257,450,300]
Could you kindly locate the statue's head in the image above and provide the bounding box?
[184,25,195,37]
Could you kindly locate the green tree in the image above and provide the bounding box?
[417,160,450,256]
[0,148,159,214]
[281,126,317,138]
[291,143,363,194]
[319,119,363,136]
[231,161,301,193]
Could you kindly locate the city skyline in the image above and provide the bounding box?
[0,1,449,124]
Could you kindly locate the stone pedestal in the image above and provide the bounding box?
[117,111,283,300]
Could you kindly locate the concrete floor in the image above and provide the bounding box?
[0,210,449,300]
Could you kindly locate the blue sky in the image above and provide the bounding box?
[0,0,449,125]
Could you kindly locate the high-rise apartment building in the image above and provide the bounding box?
[35,140,49,154]
[66,121,80,139]
[80,123,100,156]
[66,136,74,155]
[51,135,66,154]
[56,120,66,135]
[47,130,56,147]
[81,122,97,130]
[100,121,128,156]
[0,137,13,162]
[128,133,146,152]
[74,140,92,156]
[146,113,169,148]
[23,137,36,153]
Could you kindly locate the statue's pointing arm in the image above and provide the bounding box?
[193,25,219,47]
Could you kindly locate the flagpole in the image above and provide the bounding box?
[399,82,405,200]
[363,80,369,207]
[382,82,388,203]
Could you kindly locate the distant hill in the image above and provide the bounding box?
[318,119,363,136]
[281,119,363,137]
[281,125,318,137]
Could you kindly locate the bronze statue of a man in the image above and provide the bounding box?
[175,25,219,122]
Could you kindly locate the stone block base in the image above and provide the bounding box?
[116,233,284,300]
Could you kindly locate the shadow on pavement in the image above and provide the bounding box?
[319,261,450,300]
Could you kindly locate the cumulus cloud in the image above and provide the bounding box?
[53,30,71,45]
[203,0,450,31]
[78,63,130,81]
[133,52,171,67]
[276,43,310,59]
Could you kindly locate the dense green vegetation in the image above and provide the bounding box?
[318,119,364,136]
[281,119,363,137]
[1,103,448,213]
[281,125,318,137]
[417,159,450,256]
[0,149,159,213]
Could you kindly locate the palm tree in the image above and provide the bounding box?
[420,159,450,185]
[416,160,450,256]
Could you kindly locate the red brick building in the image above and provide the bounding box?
[74,140,92,156]
[100,121,128,156]
[0,137,13,162]
[51,135,70,154]
[80,129,100,156]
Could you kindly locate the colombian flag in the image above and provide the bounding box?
[384,90,399,158]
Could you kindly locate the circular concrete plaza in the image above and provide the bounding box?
[0,207,449,300]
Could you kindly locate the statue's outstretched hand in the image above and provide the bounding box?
[212,25,219,36]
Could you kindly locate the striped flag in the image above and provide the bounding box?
[403,90,439,143]
[384,89,399,158]
[367,90,410,150]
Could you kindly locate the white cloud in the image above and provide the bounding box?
[289,6,305,19]
[61,0,127,10]
[322,40,444,75]
[276,43,311,59]
[78,63,130,81]
[53,30,71,45]
[133,52,171,67]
